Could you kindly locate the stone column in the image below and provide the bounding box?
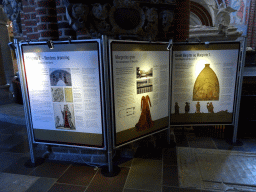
[0,6,14,91]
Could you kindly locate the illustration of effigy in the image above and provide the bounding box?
[193,64,219,101]
[136,95,154,131]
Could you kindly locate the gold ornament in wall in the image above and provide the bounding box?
[193,64,219,101]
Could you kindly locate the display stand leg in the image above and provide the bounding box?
[166,127,176,148]
[100,35,120,177]
[14,39,45,168]
[101,151,121,177]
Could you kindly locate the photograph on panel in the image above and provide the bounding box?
[136,67,153,79]
[49,68,72,86]
[53,103,76,130]
[137,78,153,94]
[51,87,64,102]
[64,88,73,102]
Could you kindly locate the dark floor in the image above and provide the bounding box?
[1,120,256,192]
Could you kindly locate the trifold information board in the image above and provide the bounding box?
[20,40,105,148]
[109,41,170,147]
[171,42,240,125]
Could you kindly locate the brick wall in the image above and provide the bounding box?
[56,0,75,40]
[174,0,190,41]
[23,0,38,40]
[35,0,58,41]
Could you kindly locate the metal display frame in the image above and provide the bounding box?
[169,38,246,144]
[14,39,107,165]
[108,39,172,149]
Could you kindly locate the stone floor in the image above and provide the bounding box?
[1,104,256,192]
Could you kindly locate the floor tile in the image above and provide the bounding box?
[187,136,217,149]
[134,147,163,160]
[124,158,162,192]
[0,152,24,171]
[0,133,12,142]
[86,167,129,192]
[124,189,154,192]
[177,148,203,189]
[47,183,86,192]
[163,165,179,187]
[0,172,39,192]
[163,147,177,166]
[29,161,70,178]
[57,164,97,186]
[162,186,180,192]
[26,177,57,192]
[179,188,202,192]
[175,135,189,147]
[3,156,35,175]
[114,157,133,168]
[9,140,30,153]
[0,134,27,149]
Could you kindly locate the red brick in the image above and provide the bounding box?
[27,33,39,40]
[36,8,47,15]
[24,20,37,26]
[37,24,47,30]
[41,30,58,37]
[56,7,65,14]
[31,13,36,19]
[26,27,33,33]
[22,0,29,6]
[23,7,35,13]
[57,15,62,21]
[56,0,61,6]
[24,14,30,20]
[28,0,35,5]
[37,0,56,8]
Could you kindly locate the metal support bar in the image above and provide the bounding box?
[232,37,247,145]
[101,35,120,177]
[14,39,37,166]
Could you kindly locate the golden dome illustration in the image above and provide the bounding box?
[193,64,219,101]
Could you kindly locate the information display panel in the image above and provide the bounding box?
[21,40,104,148]
[110,41,170,146]
[171,42,240,125]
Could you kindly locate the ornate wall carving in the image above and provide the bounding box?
[64,0,176,41]
[2,0,22,34]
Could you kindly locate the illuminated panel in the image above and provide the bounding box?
[22,42,104,147]
[110,42,169,146]
[171,43,240,125]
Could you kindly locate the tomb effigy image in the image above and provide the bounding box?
[193,64,219,101]
[135,95,154,131]
[50,69,72,86]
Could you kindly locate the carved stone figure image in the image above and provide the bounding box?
[175,102,179,114]
[136,95,154,131]
[185,102,190,113]
[193,64,219,101]
[207,102,214,113]
[196,101,200,113]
